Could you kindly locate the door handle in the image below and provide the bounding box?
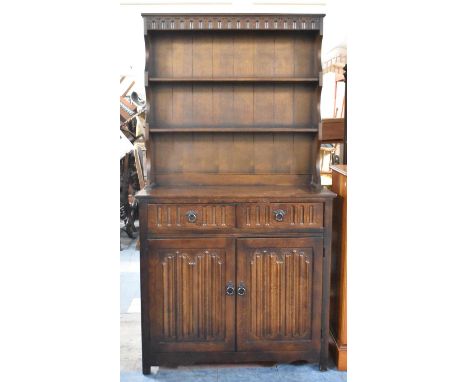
[225,281,235,296]
[237,282,246,296]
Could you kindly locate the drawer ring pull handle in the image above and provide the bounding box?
[185,210,198,223]
[273,209,287,222]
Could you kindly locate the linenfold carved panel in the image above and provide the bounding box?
[237,203,324,229]
[143,14,323,32]
[248,248,313,339]
[148,204,236,231]
[152,249,226,341]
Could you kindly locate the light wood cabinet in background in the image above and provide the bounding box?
[329,164,347,370]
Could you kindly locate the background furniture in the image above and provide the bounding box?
[319,118,344,143]
[136,13,335,374]
[343,64,347,164]
[329,164,347,370]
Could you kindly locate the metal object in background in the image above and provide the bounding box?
[131,91,146,107]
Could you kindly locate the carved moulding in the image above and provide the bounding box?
[143,14,323,34]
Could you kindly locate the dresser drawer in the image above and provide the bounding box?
[147,204,236,232]
[237,203,323,229]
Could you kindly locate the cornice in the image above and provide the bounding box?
[142,14,324,33]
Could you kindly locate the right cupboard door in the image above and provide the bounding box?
[236,237,323,352]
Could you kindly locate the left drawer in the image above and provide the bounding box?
[147,204,236,232]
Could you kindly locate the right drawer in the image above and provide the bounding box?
[236,203,324,229]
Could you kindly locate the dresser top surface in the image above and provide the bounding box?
[142,13,325,17]
[330,165,347,176]
[136,185,335,202]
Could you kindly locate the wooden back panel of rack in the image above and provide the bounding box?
[146,26,322,187]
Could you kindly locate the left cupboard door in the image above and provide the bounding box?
[145,238,236,352]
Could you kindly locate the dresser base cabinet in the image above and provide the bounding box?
[137,190,335,373]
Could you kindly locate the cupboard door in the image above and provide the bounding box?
[237,237,323,352]
[146,238,235,352]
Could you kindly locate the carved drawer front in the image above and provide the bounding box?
[237,203,323,229]
[148,204,236,232]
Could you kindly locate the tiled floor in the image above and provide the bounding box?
[120,227,347,382]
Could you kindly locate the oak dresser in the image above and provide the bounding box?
[136,13,335,374]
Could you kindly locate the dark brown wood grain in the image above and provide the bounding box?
[320,198,333,370]
[147,238,236,352]
[137,185,335,201]
[319,118,345,142]
[236,203,324,229]
[136,13,334,374]
[144,29,321,188]
[147,204,236,232]
[142,14,324,33]
[236,237,323,352]
[150,132,315,186]
[149,350,320,367]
